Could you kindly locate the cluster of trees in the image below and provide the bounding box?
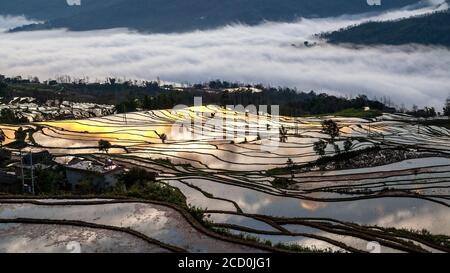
[14,127,27,143]
[34,165,66,194]
[5,0,414,33]
[0,129,5,148]
[323,10,450,47]
[0,109,28,124]
[280,120,352,180]
[408,106,438,118]
[3,75,395,116]
[444,103,450,117]
[313,119,353,157]
[115,85,392,117]
[115,167,186,207]
[0,127,27,147]
[116,167,157,190]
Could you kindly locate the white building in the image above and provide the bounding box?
[65,160,124,190]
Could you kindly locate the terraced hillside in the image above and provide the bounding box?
[1,105,449,252]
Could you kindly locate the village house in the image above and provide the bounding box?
[0,171,19,193]
[65,159,124,190]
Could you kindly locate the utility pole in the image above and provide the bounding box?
[30,149,35,195]
[123,105,127,125]
[20,150,25,191]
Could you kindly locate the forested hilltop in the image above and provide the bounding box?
[2,0,418,33]
[322,10,450,47]
[0,76,395,118]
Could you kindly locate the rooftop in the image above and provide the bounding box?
[66,160,123,175]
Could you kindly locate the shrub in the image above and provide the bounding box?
[271,177,290,189]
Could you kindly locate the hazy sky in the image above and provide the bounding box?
[0,1,449,109]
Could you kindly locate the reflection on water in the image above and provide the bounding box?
[183,178,450,235]
[300,199,328,211]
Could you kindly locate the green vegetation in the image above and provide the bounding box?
[313,139,327,156]
[0,77,393,118]
[76,177,96,195]
[271,177,290,189]
[444,104,450,117]
[188,205,212,226]
[212,227,337,253]
[321,119,340,140]
[408,107,437,119]
[115,97,138,114]
[0,109,28,124]
[0,129,5,148]
[159,133,168,143]
[418,119,450,130]
[274,242,338,253]
[14,127,27,143]
[380,226,450,250]
[35,165,66,194]
[333,108,382,119]
[268,146,383,175]
[116,167,156,189]
[98,139,112,154]
[115,167,186,207]
[0,149,12,168]
[126,182,186,208]
[323,10,450,47]
[0,82,7,97]
[4,0,416,33]
[312,119,342,159]
[344,139,353,152]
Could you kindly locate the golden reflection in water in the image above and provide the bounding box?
[300,200,328,211]
[0,125,31,145]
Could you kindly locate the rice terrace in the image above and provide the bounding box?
[1,94,449,253]
[1,0,450,259]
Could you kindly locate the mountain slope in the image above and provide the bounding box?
[0,0,124,21]
[322,9,450,46]
[2,0,419,33]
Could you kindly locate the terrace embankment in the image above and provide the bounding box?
[302,147,444,172]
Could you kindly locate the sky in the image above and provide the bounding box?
[0,1,449,110]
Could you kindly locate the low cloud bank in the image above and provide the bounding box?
[0,3,449,109]
[0,15,40,32]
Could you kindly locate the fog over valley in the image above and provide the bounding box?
[0,2,449,109]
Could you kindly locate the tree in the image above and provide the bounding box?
[117,167,156,189]
[0,108,27,124]
[108,77,116,85]
[98,139,112,154]
[444,104,450,117]
[0,129,5,148]
[425,107,436,118]
[35,166,64,194]
[313,140,327,156]
[14,127,26,143]
[321,119,340,140]
[286,158,294,168]
[279,126,288,143]
[0,82,7,97]
[286,158,295,180]
[159,133,167,144]
[333,143,341,154]
[344,139,353,152]
[77,177,96,194]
